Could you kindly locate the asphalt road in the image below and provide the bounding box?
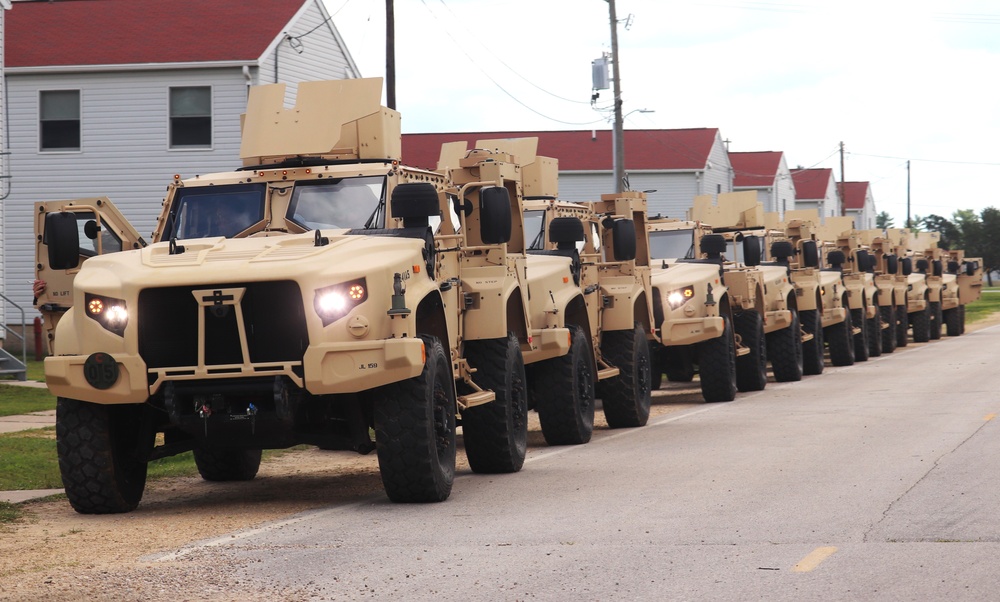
[149,324,1000,601]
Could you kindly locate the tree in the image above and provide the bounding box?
[919,214,961,250]
[876,211,894,228]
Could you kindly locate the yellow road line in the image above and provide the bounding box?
[792,546,838,573]
[985,413,996,422]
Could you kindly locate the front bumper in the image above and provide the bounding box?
[44,337,428,403]
[661,316,725,346]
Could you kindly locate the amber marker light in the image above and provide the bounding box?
[413,264,421,274]
[88,298,104,314]
[348,284,365,300]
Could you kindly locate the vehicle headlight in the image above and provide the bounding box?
[314,279,368,326]
[85,293,128,336]
[666,285,695,310]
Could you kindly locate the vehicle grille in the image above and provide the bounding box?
[138,281,309,369]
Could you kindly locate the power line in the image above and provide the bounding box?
[848,152,1000,166]
[416,0,604,126]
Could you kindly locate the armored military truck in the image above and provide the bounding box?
[690,192,806,384]
[436,139,618,447]
[35,78,536,513]
[646,216,763,401]
[522,190,654,435]
[814,217,880,361]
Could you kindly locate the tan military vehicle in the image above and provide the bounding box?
[949,250,984,335]
[766,211,847,373]
[646,215,765,400]
[690,192,806,384]
[814,217,881,361]
[522,189,654,434]
[858,228,909,352]
[35,78,538,513]
[899,230,935,342]
[438,140,635,446]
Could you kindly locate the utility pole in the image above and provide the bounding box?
[608,0,624,192]
[386,0,396,109]
[839,141,846,216]
[906,160,911,229]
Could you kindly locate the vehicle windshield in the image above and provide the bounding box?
[524,210,545,250]
[649,229,695,260]
[287,176,386,230]
[169,183,266,239]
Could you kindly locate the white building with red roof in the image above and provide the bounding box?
[728,150,795,218]
[402,128,734,219]
[3,0,358,318]
[838,181,877,230]
[790,168,840,219]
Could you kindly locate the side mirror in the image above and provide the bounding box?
[700,234,727,259]
[932,259,943,277]
[479,187,512,244]
[916,258,929,274]
[769,240,794,262]
[856,250,873,273]
[827,250,846,269]
[742,235,762,266]
[612,219,637,261]
[391,183,440,228]
[800,240,819,268]
[901,257,913,276]
[965,261,978,277]
[885,254,899,275]
[84,219,100,240]
[44,211,81,270]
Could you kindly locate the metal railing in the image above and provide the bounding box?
[0,292,27,370]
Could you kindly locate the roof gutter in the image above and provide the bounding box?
[7,60,258,75]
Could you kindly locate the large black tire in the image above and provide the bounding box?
[867,305,883,357]
[911,303,931,343]
[649,347,664,391]
[56,397,154,514]
[944,307,962,337]
[826,308,855,366]
[533,325,595,445]
[374,335,456,503]
[699,313,737,402]
[193,448,262,481]
[735,310,767,392]
[929,300,943,340]
[599,322,652,429]
[959,305,966,334]
[663,347,695,382]
[800,309,824,376]
[767,310,803,382]
[852,308,870,362]
[880,304,897,354]
[895,305,909,347]
[461,333,528,474]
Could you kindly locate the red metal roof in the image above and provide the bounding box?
[791,168,834,200]
[8,0,308,68]
[837,181,870,210]
[401,129,720,173]
[729,151,784,187]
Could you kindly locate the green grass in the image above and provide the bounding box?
[965,287,1000,324]
[0,429,61,490]
[0,501,20,524]
[0,385,57,417]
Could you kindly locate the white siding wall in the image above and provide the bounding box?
[5,68,249,314]
[558,171,704,220]
[775,156,795,217]
[0,8,7,329]
[258,0,360,90]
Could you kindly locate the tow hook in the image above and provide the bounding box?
[197,403,212,436]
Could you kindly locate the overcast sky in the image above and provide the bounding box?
[324,0,1000,226]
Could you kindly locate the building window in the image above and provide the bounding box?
[40,90,80,151]
[169,86,211,148]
